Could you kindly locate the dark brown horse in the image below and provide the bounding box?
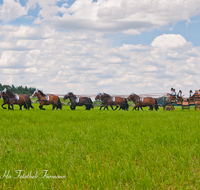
[0,89,29,110]
[127,93,158,111]
[31,90,62,110]
[97,93,129,111]
[63,92,93,110]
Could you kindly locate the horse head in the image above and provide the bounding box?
[5,90,15,98]
[128,93,139,102]
[1,88,7,97]
[95,93,101,100]
[63,92,75,100]
[100,92,111,100]
[31,89,38,98]
[0,89,9,99]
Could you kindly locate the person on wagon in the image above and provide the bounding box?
[167,88,175,101]
[177,90,183,101]
[189,90,194,97]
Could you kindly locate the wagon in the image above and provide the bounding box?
[156,94,200,111]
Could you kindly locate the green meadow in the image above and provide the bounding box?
[0,99,200,189]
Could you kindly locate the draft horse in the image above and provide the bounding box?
[31,90,62,110]
[63,92,93,110]
[0,89,32,110]
[127,93,158,111]
[98,93,129,111]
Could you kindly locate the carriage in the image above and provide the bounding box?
[156,94,200,111]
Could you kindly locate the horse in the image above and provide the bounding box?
[63,92,93,110]
[127,93,158,111]
[98,93,129,111]
[0,89,28,110]
[31,90,62,110]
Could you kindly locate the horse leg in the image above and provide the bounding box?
[100,105,104,110]
[70,104,76,110]
[110,105,115,110]
[8,103,14,110]
[52,103,55,110]
[115,105,119,110]
[132,106,137,111]
[39,105,46,110]
[9,104,14,110]
[2,103,7,109]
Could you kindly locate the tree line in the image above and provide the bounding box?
[0,84,36,95]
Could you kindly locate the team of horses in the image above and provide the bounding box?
[0,88,159,111]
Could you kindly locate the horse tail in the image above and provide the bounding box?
[29,101,34,109]
[125,98,129,110]
[154,98,159,110]
[57,97,62,110]
[28,97,34,109]
[89,98,94,109]
[27,101,34,109]
[24,102,28,109]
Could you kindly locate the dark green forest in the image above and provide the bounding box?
[0,84,36,94]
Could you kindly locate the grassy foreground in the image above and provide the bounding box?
[0,100,200,189]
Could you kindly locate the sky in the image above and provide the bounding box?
[0,0,200,97]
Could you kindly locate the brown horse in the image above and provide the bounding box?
[63,92,93,110]
[127,93,158,111]
[98,93,129,111]
[0,89,29,110]
[31,90,62,110]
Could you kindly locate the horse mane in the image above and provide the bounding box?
[68,92,74,95]
[102,93,111,98]
[38,90,46,97]
[6,90,15,98]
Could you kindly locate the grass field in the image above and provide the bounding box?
[0,99,200,189]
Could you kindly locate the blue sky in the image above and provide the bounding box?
[0,0,200,96]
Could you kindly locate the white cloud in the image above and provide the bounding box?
[151,34,188,48]
[0,0,200,34]
[0,0,27,22]
[0,25,200,96]
[30,0,200,34]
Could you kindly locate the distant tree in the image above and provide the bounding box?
[0,84,36,94]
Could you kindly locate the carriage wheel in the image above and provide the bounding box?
[195,104,200,111]
[164,104,174,111]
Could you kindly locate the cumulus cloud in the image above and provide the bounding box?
[151,34,188,48]
[32,0,200,34]
[0,0,27,22]
[0,1,200,96]
[0,25,200,95]
[1,0,198,34]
